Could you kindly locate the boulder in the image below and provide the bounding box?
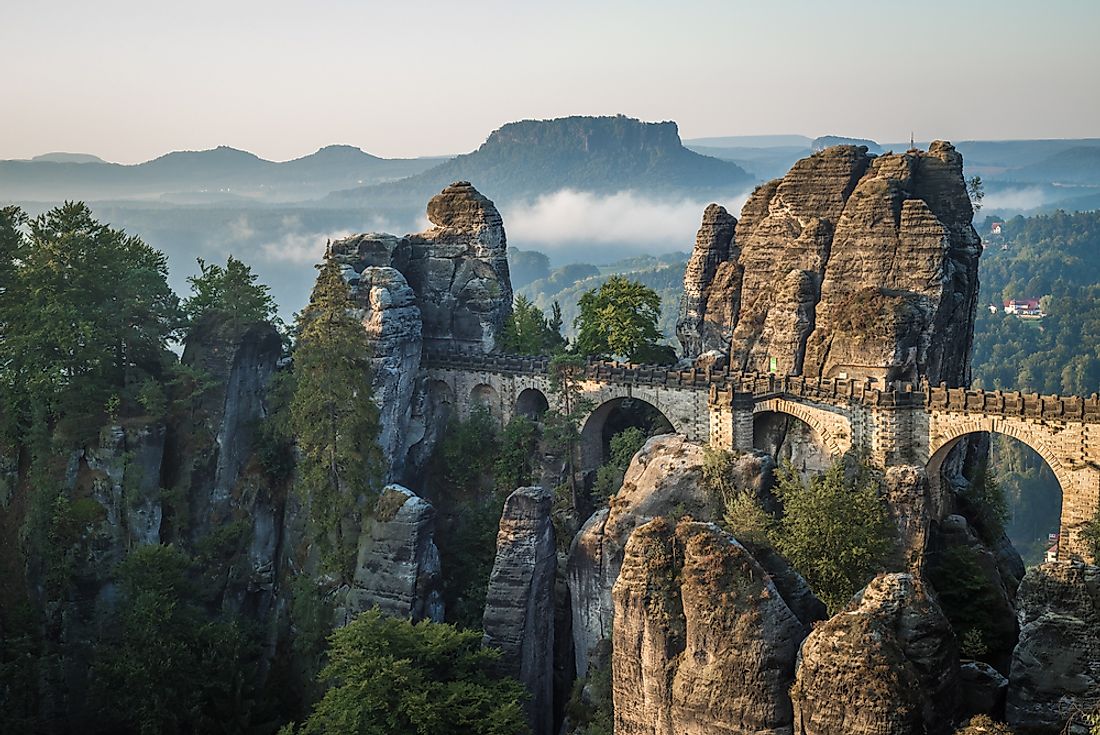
[959,660,1008,720]
[482,486,556,735]
[1006,562,1100,734]
[791,573,960,735]
[612,519,803,735]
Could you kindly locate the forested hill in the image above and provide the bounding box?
[327,115,754,207]
[971,210,1100,395]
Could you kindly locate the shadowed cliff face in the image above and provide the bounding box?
[678,142,981,388]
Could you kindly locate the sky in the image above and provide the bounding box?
[2,0,1098,163]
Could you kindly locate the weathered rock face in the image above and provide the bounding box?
[677,204,738,358]
[176,317,284,540]
[884,465,932,570]
[959,661,1008,721]
[327,182,513,482]
[678,143,981,387]
[404,181,513,354]
[343,262,423,483]
[482,487,556,735]
[926,513,1020,670]
[1006,562,1100,734]
[612,519,804,735]
[334,485,443,626]
[567,435,721,676]
[173,317,285,616]
[791,573,960,735]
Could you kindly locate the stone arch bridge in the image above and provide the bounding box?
[423,349,1100,561]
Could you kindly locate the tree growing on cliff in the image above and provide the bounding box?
[286,609,528,735]
[544,353,593,511]
[573,276,665,362]
[182,255,277,328]
[0,202,180,439]
[1081,508,1100,564]
[290,253,383,580]
[499,295,565,355]
[772,458,895,612]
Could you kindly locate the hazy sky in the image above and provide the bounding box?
[3,0,1098,163]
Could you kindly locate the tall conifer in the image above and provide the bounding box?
[290,251,383,580]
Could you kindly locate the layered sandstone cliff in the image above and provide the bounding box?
[678,143,981,387]
[482,486,557,735]
[791,573,960,735]
[1006,562,1100,733]
[612,519,804,735]
[328,181,513,484]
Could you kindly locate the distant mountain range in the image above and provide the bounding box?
[325,115,755,208]
[0,145,440,202]
[684,134,1100,186]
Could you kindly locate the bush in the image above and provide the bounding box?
[288,609,529,735]
[590,427,648,503]
[771,459,896,612]
[927,544,1014,661]
[1080,508,1100,564]
[493,416,540,491]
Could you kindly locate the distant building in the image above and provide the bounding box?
[988,304,999,314]
[1004,298,1044,318]
[990,222,1003,236]
[1046,532,1060,563]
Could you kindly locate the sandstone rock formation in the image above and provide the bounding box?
[334,485,443,625]
[327,182,513,483]
[959,661,1008,721]
[677,203,738,358]
[791,573,960,735]
[884,465,932,571]
[404,181,512,354]
[678,143,981,388]
[340,260,423,483]
[1006,562,1100,733]
[482,486,556,735]
[567,434,721,676]
[612,519,804,735]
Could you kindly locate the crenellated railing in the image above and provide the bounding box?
[422,347,1100,422]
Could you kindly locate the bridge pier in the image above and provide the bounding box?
[707,385,754,453]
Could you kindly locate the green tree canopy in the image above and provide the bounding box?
[290,609,528,735]
[499,295,564,355]
[290,253,383,580]
[183,255,277,327]
[771,458,896,612]
[88,545,260,735]
[573,276,664,361]
[0,202,180,438]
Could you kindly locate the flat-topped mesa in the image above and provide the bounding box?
[678,142,981,387]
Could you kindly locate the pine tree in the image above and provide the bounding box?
[182,255,277,327]
[290,253,383,580]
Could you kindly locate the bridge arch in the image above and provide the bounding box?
[515,387,550,420]
[580,396,675,472]
[926,417,1073,559]
[752,397,852,460]
[469,383,502,423]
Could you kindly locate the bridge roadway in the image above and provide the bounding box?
[422,349,1100,561]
